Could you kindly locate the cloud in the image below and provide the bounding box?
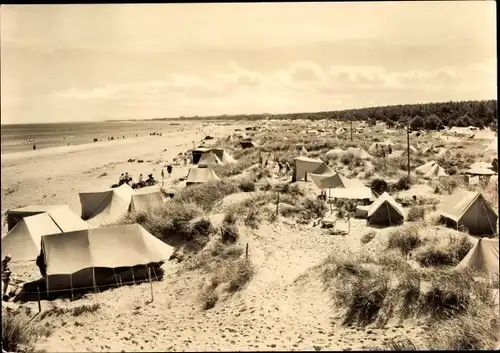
[32,58,495,123]
[289,61,327,82]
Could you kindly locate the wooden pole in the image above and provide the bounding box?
[37,288,41,313]
[148,266,154,302]
[276,190,280,217]
[245,243,249,259]
[407,125,411,177]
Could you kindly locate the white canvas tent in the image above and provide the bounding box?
[186,167,220,186]
[423,164,448,180]
[415,161,437,175]
[308,172,364,190]
[198,152,223,167]
[292,157,332,182]
[2,210,90,262]
[345,147,373,160]
[5,204,68,231]
[325,148,344,158]
[440,188,498,235]
[466,166,497,176]
[41,224,175,293]
[79,184,134,227]
[455,238,499,276]
[436,148,452,159]
[485,139,497,152]
[130,187,164,214]
[367,192,405,227]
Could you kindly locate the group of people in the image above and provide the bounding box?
[118,165,174,188]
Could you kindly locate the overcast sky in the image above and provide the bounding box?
[1,2,496,124]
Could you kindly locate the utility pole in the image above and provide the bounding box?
[407,125,411,178]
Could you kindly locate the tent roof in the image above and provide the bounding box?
[130,188,163,213]
[186,167,220,184]
[7,204,68,216]
[42,224,175,276]
[1,213,62,262]
[345,147,373,160]
[367,192,404,218]
[415,160,437,175]
[440,188,498,222]
[294,156,323,163]
[423,164,448,180]
[198,152,223,166]
[325,148,344,156]
[329,187,373,200]
[192,147,211,153]
[466,167,497,175]
[309,172,363,189]
[470,162,493,170]
[455,238,499,275]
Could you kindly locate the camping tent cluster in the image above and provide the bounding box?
[191,148,236,166]
[79,184,164,227]
[3,187,173,296]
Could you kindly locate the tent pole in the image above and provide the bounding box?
[69,274,74,301]
[386,202,392,226]
[131,266,136,286]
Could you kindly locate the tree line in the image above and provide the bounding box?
[157,100,497,131]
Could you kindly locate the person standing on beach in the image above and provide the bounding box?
[119,173,125,185]
[161,169,165,187]
[1,255,12,297]
[167,165,173,178]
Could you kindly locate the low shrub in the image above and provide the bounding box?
[407,206,425,222]
[416,234,473,268]
[238,180,256,192]
[361,230,377,244]
[387,226,424,256]
[301,198,328,222]
[2,308,53,353]
[394,175,412,191]
[177,180,239,211]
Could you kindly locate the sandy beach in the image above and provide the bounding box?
[1,122,236,228]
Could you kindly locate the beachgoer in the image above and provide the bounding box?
[119,173,125,185]
[285,161,291,173]
[33,144,36,150]
[138,174,144,183]
[161,169,165,179]
[125,172,130,184]
[36,254,46,277]
[1,255,12,297]
[167,165,173,178]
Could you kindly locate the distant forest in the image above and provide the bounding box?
[163,100,498,131]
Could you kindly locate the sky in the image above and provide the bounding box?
[0,2,497,124]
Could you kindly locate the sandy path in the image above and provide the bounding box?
[34,218,426,352]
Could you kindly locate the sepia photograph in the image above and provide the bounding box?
[1,1,498,352]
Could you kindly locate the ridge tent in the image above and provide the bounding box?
[325,148,344,158]
[336,127,347,135]
[130,187,164,214]
[191,148,211,164]
[329,187,373,201]
[198,152,223,167]
[259,151,275,165]
[367,192,405,227]
[292,157,331,182]
[2,210,90,262]
[415,161,437,175]
[440,188,498,235]
[5,204,68,231]
[298,145,309,156]
[308,172,364,190]
[210,148,236,164]
[345,147,373,160]
[465,167,496,176]
[41,224,175,294]
[455,238,499,276]
[469,162,494,170]
[79,184,134,227]
[423,164,448,180]
[185,167,220,186]
[240,141,257,149]
[436,148,452,159]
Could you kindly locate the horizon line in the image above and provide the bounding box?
[1,98,496,126]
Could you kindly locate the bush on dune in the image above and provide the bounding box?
[407,206,425,221]
[300,197,328,222]
[387,226,425,257]
[415,234,473,268]
[2,308,52,353]
[176,180,239,211]
[361,230,377,244]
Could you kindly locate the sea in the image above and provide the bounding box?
[0,120,187,154]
